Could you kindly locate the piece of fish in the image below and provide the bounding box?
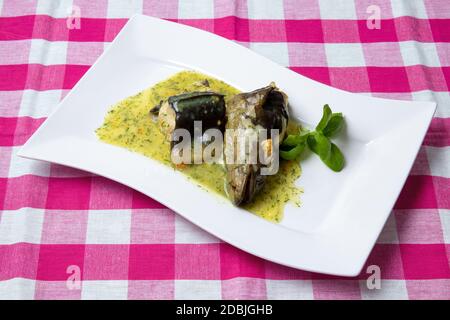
[224,83,289,205]
[150,91,226,141]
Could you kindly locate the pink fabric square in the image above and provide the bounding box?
[50,164,92,178]
[400,244,450,279]
[143,0,179,19]
[37,244,85,281]
[329,67,371,93]
[132,190,165,209]
[264,261,311,280]
[249,20,287,42]
[0,39,31,64]
[41,210,88,244]
[288,43,327,67]
[395,175,438,209]
[435,43,450,66]
[429,19,450,42]
[131,209,174,244]
[0,65,27,91]
[409,147,431,176]
[3,175,48,210]
[443,67,450,92]
[66,42,105,65]
[284,0,321,19]
[361,244,404,279]
[0,178,7,211]
[83,244,129,280]
[0,16,34,41]
[104,19,127,42]
[34,280,82,300]
[322,20,360,43]
[0,91,23,117]
[424,0,450,19]
[89,177,133,209]
[290,67,331,86]
[0,147,12,177]
[46,177,92,210]
[213,16,249,41]
[0,117,17,146]
[0,243,40,280]
[63,65,90,89]
[362,42,403,67]
[72,0,108,18]
[128,280,174,299]
[358,19,398,42]
[175,244,220,279]
[178,19,214,33]
[423,118,450,148]
[33,16,69,41]
[371,92,412,100]
[12,117,45,146]
[0,0,37,16]
[434,176,450,209]
[220,243,265,279]
[128,244,175,280]
[406,279,450,300]
[214,0,247,18]
[367,67,411,93]
[286,20,324,42]
[395,17,434,42]
[26,65,66,91]
[395,209,444,244]
[406,66,448,92]
[221,278,267,299]
[313,280,362,300]
[354,0,394,19]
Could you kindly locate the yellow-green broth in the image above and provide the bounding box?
[96,70,303,222]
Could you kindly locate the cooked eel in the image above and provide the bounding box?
[224,83,289,205]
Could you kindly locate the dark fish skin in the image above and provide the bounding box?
[225,83,289,206]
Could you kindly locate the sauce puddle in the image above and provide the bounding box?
[96,70,303,222]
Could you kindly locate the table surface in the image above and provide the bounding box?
[0,0,449,300]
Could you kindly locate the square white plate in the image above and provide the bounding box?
[19,15,436,276]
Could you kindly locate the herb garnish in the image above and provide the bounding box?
[280,104,345,172]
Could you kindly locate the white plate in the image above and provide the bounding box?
[18,15,436,276]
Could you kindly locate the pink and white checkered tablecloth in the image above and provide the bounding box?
[0,0,449,300]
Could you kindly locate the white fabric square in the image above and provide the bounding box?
[86,210,131,244]
[8,146,51,178]
[266,280,313,299]
[376,213,399,244]
[400,41,441,67]
[325,43,366,67]
[0,278,36,300]
[175,215,219,244]
[250,43,290,67]
[247,0,285,19]
[82,280,128,300]
[29,39,68,65]
[178,0,214,19]
[439,209,450,244]
[106,0,143,18]
[426,146,450,179]
[36,0,73,18]
[0,208,45,244]
[390,0,428,19]
[175,280,221,300]
[412,91,450,118]
[319,0,357,19]
[19,89,61,118]
[360,280,408,300]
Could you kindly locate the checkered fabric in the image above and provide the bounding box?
[0,0,449,300]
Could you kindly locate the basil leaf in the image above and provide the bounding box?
[280,142,306,160]
[307,132,331,161]
[323,113,344,137]
[281,133,309,147]
[315,104,332,132]
[322,143,345,172]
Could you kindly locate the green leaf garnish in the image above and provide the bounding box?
[280,104,345,172]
